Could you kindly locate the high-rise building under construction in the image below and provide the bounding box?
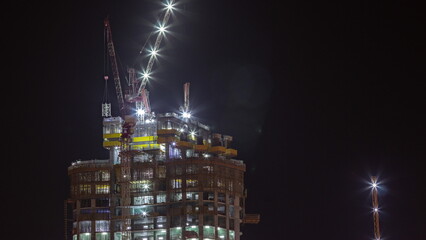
[65,2,259,239]
[65,108,259,240]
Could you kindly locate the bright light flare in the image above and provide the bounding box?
[373,208,379,212]
[182,112,191,118]
[157,24,167,34]
[150,48,158,57]
[136,108,145,116]
[371,176,379,189]
[165,1,175,11]
[141,71,150,80]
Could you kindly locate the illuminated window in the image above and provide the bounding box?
[96,185,110,194]
[79,221,91,233]
[229,230,235,240]
[95,220,110,232]
[79,233,91,240]
[130,180,152,192]
[171,179,182,189]
[171,192,182,202]
[95,170,110,181]
[186,192,199,200]
[218,205,226,215]
[186,179,198,187]
[203,225,214,238]
[134,196,154,205]
[80,184,91,194]
[96,233,109,240]
[134,168,153,179]
[156,194,166,203]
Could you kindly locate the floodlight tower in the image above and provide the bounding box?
[371,176,381,240]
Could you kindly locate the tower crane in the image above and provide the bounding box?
[102,2,177,240]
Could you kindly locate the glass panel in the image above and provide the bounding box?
[184,226,199,238]
[96,184,110,194]
[170,227,182,240]
[79,221,91,233]
[114,232,122,240]
[134,196,154,205]
[96,233,110,240]
[95,220,110,232]
[79,233,91,240]
[229,230,235,240]
[156,193,166,203]
[203,225,214,239]
[217,227,227,239]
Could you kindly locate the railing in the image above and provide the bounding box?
[68,160,110,171]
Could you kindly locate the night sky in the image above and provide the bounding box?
[8,0,425,239]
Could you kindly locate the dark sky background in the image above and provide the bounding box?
[8,0,425,239]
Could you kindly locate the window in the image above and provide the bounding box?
[229,205,235,218]
[218,193,225,203]
[130,180,152,192]
[171,179,182,189]
[96,185,110,194]
[80,199,91,208]
[79,221,91,233]
[217,179,225,188]
[134,196,154,205]
[203,192,214,200]
[133,168,153,180]
[202,165,213,174]
[95,220,110,232]
[186,165,198,174]
[96,198,109,207]
[228,180,234,191]
[186,192,199,200]
[79,172,92,182]
[157,166,166,178]
[80,184,91,194]
[171,192,182,202]
[175,166,183,175]
[186,179,198,187]
[96,233,109,240]
[156,194,166,203]
[79,233,91,240]
[203,225,214,238]
[95,170,110,181]
[218,205,226,215]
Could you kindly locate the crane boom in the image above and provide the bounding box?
[104,18,125,115]
[137,0,175,95]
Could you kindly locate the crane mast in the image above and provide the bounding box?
[371,176,381,240]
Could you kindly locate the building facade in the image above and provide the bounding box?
[65,113,258,240]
